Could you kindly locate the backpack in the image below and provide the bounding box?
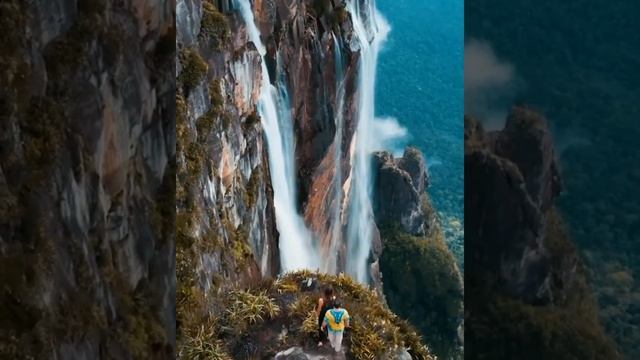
[331,309,345,324]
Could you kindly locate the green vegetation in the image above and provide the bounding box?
[243,110,260,131]
[468,2,640,356]
[106,269,168,359]
[379,222,463,359]
[467,294,618,359]
[176,94,189,153]
[200,2,230,49]
[331,5,349,29]
[208,79,224,110]
[179,49,208,93]
[1,1,174,358]
[178,270,435,359]
[225,290,281,334]
[180,325,230,360]
[466,207,620,359]
[244,168,262,208]
[196,111,216,142]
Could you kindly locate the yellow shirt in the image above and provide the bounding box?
[324,309,349,332]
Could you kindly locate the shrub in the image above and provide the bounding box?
[200,4,230,49]
[208,79,224,110]
[379,223,463,359]
[179,322,230,360]
[179,49,208,93]
[225,290,281,335]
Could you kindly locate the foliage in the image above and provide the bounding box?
[244,168,262,208]
[179,320,231,360]
[208,79,224,110]
[179,271,435,359]
[379,223,463,359]
[196,111,216,142]
[466,207,620,359]
[179,49,208,93]
[200,3,230,49]
[225,290,281,335]
[243,110,260,131]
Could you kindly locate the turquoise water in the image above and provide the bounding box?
[376,0,464,266]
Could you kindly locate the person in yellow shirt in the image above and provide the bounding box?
[316,286,336,346]
[321,299,350,353]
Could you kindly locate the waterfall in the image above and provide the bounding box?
[234,0,317,272]
[324,33,347,274]
[345,0,390,283]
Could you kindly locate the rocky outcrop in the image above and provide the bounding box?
[371,147,463,359]
[175,0,284,353]
[494,107,562,211]
[465,107,567,304]
[372,148,429,236]
[465,107,619,359]
[0,0,175,358]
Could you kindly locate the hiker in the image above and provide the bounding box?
[316,286,336,346]
[321,299,350,353]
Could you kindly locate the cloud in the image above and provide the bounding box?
[465,39,519,130]
[465,40,515,91]
[369,117,408,156]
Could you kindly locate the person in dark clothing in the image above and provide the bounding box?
[315,286,336,347]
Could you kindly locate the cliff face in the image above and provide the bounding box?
[175,0,359,298]
[466,107,566,305]
[465,107,619,359]
[175,0,277,309]
[0,0,175,358]
[372,148,464,358]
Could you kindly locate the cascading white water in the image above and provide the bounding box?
[324,33,347,274]
[345,0,390,283]
[234,0,317,272]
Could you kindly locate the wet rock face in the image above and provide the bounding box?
[371,147,428,236]
[175,0,279,298]
[270,1,359,252]
[0,0,175,358]
[465,108,573,305]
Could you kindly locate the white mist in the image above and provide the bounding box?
[345,0,390,283]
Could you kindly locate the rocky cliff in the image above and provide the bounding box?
[465,107,619,359]
[176,0,359,319]
[176,0,461,358]
[0,0,176,358]
[372,148,464,359]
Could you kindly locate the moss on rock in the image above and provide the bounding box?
[179,49,208,93]
[200,3,230,50]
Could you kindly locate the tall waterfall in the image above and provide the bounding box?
[345,0,390,283]
[325,33,347,274]
[234,0,317,272]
